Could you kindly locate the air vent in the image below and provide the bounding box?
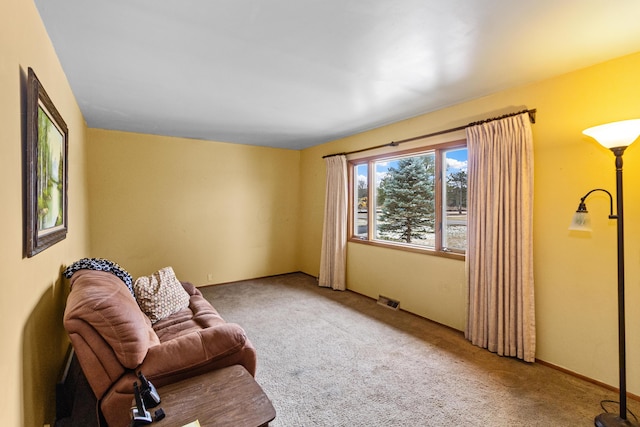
[377,295,400,310]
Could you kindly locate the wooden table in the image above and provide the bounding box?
[150,365,276,427]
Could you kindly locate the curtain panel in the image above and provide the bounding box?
[465,112,536,362]
[319,155,348,291]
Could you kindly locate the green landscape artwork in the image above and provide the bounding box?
[36,105,64,234]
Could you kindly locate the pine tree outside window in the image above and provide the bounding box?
[348,140,467,259]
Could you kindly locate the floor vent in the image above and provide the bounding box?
[377,295,400,310]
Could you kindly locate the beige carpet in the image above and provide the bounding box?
[200,272,638,427]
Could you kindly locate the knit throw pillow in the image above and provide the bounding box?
[134,266,190,323]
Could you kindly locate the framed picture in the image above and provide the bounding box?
[25,67,68,257]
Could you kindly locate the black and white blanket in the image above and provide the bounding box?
[63,257,134,296]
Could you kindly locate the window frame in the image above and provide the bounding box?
[347,139,467,261]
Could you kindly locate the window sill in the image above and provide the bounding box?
[348,237,465,261]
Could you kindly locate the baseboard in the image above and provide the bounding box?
[200,271,313,287]
[535,359,640,402]
[346,288,465,336]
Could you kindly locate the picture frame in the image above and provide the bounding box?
[25,67,68,257]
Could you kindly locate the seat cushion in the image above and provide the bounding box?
[152,282,228,342]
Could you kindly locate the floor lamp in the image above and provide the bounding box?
[569,119,640,427]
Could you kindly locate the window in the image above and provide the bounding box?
[349,140,467,258]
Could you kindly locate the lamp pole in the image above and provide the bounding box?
[614,148,627,422]
[594,146,637,427]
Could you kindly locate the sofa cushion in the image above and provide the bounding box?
[134,266,191,323]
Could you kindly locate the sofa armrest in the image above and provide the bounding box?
[140,322,248,379]
[101,326,257,427]
[181,281,200,297]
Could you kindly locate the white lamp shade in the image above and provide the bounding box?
[583,119,640,149]
[569,211,592,232]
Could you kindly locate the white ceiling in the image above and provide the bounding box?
[34,0,640,150]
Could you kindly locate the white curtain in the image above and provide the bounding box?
[465,112,536,362]
[319,155,348,290]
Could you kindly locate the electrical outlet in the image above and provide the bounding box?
[207,273,214,281]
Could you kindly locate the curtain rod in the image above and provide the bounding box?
[322,108,536,159]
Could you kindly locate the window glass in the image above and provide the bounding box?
[374,153,435,247]
[354,163,368,239]
[443,148,468,251]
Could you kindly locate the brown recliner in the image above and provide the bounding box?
[63,269,257,427]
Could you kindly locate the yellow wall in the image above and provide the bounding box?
[299,52,640,394]
[87,129,301,284]
[1,1,91,426]
[3,0,640,423]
